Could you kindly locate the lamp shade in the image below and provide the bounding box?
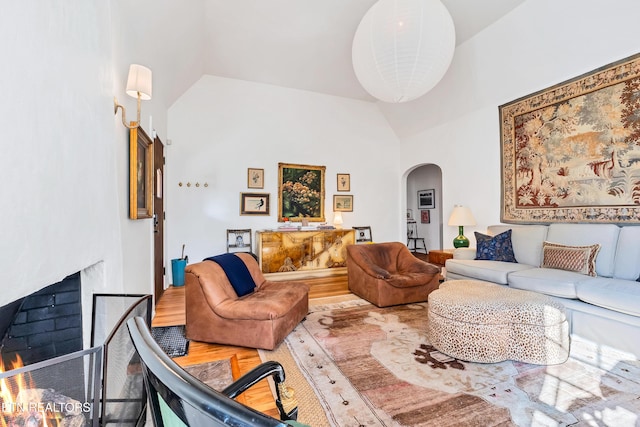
[447,205,476,226]
[333,211,344,228]
[352,0,456,103]
[126,64,152,100]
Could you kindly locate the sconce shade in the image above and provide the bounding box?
[352,0,456,103]
[448,206,476,226]
[126,64,152,100]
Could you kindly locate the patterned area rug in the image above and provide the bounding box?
[263,299,640,426]
[150,325,190,357]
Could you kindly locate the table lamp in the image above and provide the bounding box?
[447,205,476,248]
[333,211,343,229]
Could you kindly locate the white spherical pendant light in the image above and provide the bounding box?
[352,0,456,103]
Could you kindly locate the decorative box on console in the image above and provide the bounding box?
[256,229,355,274]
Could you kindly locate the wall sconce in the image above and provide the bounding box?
[114,64,152,129]
[447,205,476,248]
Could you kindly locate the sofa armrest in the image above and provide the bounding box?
[453,247,476,260]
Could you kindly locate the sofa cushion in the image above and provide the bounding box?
[541,241,600,277]
[507,267,590,299]
[576,278,640,317]
[475,230,517,262]
[612,226,640,280]
[546,224,620,277]
[445,259,535,285]
[487,225,548,267]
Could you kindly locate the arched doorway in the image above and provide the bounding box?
[406,164,443,252]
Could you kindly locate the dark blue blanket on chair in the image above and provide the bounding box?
[204,253,256,297]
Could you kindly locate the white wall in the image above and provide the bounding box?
[166,76,401,265]
[0,0,205,309]
[392,0,640,248]
[110,0,205,295]
[0,2,123,306]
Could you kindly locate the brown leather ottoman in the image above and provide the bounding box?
[426,280,569,365]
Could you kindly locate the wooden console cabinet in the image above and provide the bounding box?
[256,229,355,274]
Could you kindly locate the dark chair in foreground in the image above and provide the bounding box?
[127,316,305,427]
[346,242,441,307]
[185,252,309,350]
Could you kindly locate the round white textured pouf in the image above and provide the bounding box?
[352,0,456,103]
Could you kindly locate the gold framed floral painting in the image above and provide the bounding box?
[278,163,325,221]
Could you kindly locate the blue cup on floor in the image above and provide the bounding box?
[171,258,188,286]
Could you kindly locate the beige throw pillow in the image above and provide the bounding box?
[541,241,601,277]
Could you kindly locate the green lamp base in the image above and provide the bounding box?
[452,226,469,248]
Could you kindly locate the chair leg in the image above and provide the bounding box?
[276,382,299,421]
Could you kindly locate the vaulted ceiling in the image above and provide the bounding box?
[143,0,526,136]
[199,0,526,102]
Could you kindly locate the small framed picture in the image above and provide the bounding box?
[333,194,353,212]
[406,209,413,220]
[240,192,270,215]
[353,226,372,243]
[337,173,350,191]
[247,168,264,189]
[421,210,430,224]
[418,189,435,209]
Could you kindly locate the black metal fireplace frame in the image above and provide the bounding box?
[0,293,152,427]
[0,344,103,426]
[91,294,152,426]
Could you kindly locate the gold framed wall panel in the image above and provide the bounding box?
[129,126,153,219]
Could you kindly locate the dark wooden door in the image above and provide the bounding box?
[153,135,165,305]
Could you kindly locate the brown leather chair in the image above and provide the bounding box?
[184,253,309,350]
[346,242,441,307]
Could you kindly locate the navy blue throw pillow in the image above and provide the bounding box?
[475,230,517,263]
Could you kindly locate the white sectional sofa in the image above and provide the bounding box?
[445,223,640,359]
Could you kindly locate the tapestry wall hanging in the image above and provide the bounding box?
[500,53,640,224]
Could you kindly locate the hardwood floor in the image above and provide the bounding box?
[151,272,350,418]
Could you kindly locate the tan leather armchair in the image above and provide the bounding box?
[185,253,309,350]
[346,242,441,307]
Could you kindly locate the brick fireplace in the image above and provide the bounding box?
[0,273,151,427]
[0,272,83,367]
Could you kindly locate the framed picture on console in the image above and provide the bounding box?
[500,53,640,224]
[278,162,325,221]
[417,189,435,209]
